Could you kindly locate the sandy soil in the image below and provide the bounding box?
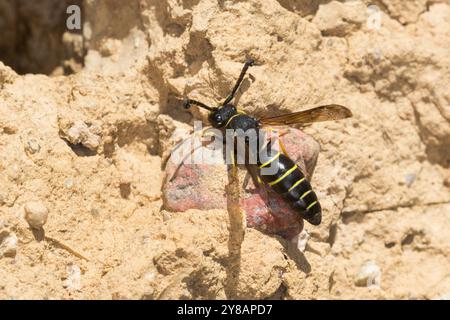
[0,0,449,299]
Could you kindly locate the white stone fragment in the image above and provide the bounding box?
[65,178,74,189]
[25,139,41,154]
[0,231,18,258]
[64,264,82,291]
[144,272,156,282]
[24,201,49,229]
[65,121,101,151]
[355,260,381,287]
[297,230,310,253]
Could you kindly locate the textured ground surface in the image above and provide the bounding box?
[0,0,449,299]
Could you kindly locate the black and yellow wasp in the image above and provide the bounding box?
[182,58,352,226]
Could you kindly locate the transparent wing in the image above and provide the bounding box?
[259,105,352,126]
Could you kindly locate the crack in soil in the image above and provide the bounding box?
[341,200,450,223]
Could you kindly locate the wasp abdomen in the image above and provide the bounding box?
[257,150,322,225]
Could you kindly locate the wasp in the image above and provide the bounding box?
[182,58,352,226]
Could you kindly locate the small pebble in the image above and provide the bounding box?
[404,173,416,187]
[142,235,150,245]
[293,230,310,252]
[25,139,41,154]
[7,164,21,181]
[64,264,82,291]
[162,211,172,222]
[119,182,131,199]
[24,201,49,229]
[65,121,101,151]
[444,177,450,188]
[0,231,17,258]
[83,134,101,150]
[142,288,155,299]
[144,272,156,282]
[65,178,74,189]
[355,260,381,287]
[134,37,141,48]
[3,125,18,134]
[90,206,99,216]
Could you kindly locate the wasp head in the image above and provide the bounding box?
[183,98,237,128]
[208,104,237,128]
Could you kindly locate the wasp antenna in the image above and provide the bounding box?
[223,57,255,105]
[184,98,215,111]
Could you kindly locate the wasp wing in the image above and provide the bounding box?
[259,104,352,126]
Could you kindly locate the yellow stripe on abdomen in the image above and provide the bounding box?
[288,177,305,192]
[268,165,298,186]
[259,152,281,169]
[306,200,317,210]
[300,190,312,199]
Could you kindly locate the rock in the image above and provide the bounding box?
[157,114,193,163]
[0,61,17,87]
[90,206,100,217]
[24,201,49,229]
[65,122,87,144]
[59,120,102,151]
[293,229,310,252]
[64,264,82,291]
[0,231,18,258]
[355,260,381,287]
[381,0,429,24]
[2,124,18,134]
[404,173,416,187]
[312,1,366,37]
[99,38,122,57]
[0,0,449,301]
[64,178,74,189]
[162,211,172,222]
[24,139,41,155]
[163,128,320,239]
[444,177,450,188]
[144,272,156,282]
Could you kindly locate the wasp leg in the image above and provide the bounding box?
[242,171,251,190]
[276,131,289,156]
[168,127,217,182]
[225,142,245,298]
[243,165,264,190]
[226,148,243,230]
[242,171,256,192]
[230,150,236,168]
[223,58,255,105]
[244,164,270,203]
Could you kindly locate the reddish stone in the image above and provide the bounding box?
[163,128,320,239]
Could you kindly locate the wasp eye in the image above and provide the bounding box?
[214,114,222,122]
